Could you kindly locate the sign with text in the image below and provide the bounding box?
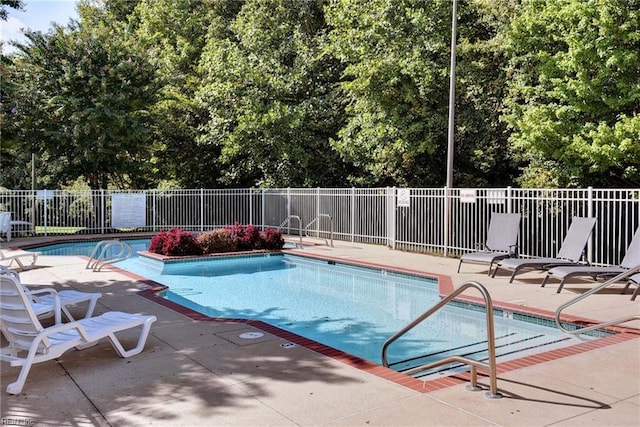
[460,189,477,203]
[397,188,411,207]
[111,193,146,228]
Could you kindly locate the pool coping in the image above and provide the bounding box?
[101,250,640,394]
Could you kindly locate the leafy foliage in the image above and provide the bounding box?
[504,0,640,187]
[225,223,262,250]
[198,0,352,187]
[198,228,237,253]
[148,228,202,256]
[260,228,285,250]
[150,225,284,255]
[2,0,638,189]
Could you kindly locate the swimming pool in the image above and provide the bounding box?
[31,239,603,378]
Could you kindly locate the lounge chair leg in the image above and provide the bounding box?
[457,261,462,273]
[556,280,566,293]
[509,270,517,283]
[541,275,550,288]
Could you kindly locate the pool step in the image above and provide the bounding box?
[390,331,577,379]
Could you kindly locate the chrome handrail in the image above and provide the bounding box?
[554,265,640,335]
[86,240,133,271]
[304,214,333,247]
[381,281,502,398]
[278,215,303,248]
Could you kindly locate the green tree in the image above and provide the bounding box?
[7,2,159,190]
[326,0,517,186]
[453,0,521,187]
[504,0,640,187]
[0,0,23,21]
[198,0,351,187]
[132,0,224,188]
[326,0,452,186]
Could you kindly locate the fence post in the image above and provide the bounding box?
[101,189,105,234]
[286,187,291,234]
[443,186,451,257]
[507,186,512,214]
[351,187,355,242]
[200,188,205,232]
[587,186,594,262]
[385,187,394,249]
[43,190,48,236]
[152,190,157,232]
[260,188,264,230]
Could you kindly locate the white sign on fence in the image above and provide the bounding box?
[111,193,146,228]
[460,189,477,203]
[397,188,411,207]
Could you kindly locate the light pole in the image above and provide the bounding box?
[446,0,458,189]
[444,0,458,257]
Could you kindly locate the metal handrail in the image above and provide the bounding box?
[278,215,303,248]
[86,240,133,271]
[304,214,334,247]
[381,281,502,398]
[554,265,640,335]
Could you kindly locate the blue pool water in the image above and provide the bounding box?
[31,240,600,375]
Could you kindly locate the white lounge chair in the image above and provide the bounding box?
[492,217,597,283]
[0,247,40,270]
[0,265,102,324]
[457,212,521,275]
[0,274,156,394]
[541,227,640,293]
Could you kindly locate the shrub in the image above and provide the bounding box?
[148,228,202,256]
[148,225,284,256]
[148,230,169,254]
[226,223,262,250]
[260,228,285,250]
[198,229,237,254]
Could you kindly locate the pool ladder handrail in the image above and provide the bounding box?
[86,240,134,272]
[278,215,303,248]
[304,214,334,247]
[554,265,640,335]
[381,281,502,399]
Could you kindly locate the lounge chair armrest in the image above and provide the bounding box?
[23,287,62,323]
[26,288,59,298]
[34,320,90,341]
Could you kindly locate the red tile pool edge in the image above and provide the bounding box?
[106,255,639,395]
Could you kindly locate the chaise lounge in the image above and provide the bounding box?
[540,227,640,293]
[492,216,597,283]
[0,274,156,394]
[457,212,521,276]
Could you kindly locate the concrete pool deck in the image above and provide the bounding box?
[1,235,639,426]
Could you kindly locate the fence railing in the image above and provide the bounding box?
[1,187,638,267]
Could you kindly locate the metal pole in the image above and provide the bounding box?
[446,0,458,188]
[31,153,36,190]
[444,0,458,257]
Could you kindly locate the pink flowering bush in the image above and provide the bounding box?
[148,228,202,256]
[260,227,285,250]
[148,225,284,256]
[226,223,262,250]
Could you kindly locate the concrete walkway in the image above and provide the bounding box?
[1,236,639,426]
